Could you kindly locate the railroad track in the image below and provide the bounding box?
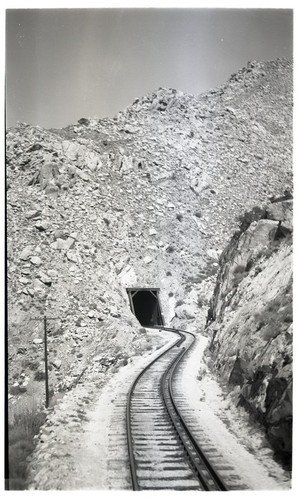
[126,327,228,491]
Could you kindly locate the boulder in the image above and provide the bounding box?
[54,230,68,240]
[30,256,42,267]
[19,277,30,284]
[45,184,59,199]
[33,338,43,345]
[67,251,78,263]
[26,209,42,220]
[20,247,33,261]
[35,221,49,232]
[38,272,52,285]
[62,141,83,161]
[76,168,90,182]
[39,163,60,189]
[52,359,62,369]
[266,200,293,232]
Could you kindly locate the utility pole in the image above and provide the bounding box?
[30,315,59,408]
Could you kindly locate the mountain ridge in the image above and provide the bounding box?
[7,57,293,482]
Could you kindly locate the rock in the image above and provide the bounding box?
[38,272,52,285]
[76,169,90,182]
[52,359,62,369]
[67,251,77,263]
[54,230,68,240]
[27,143,43,152]
[207,198,293,465]
[115,256,130,275]
[62,141,82,161]
[51,238,67,250]
[45,184,59,199]
[119,155,134,175]
[236,219,279,262]
[123,124,136,134]
[64,237,76,250]
[39,163,60,189]
[47,269,58,278]
[149,228,157,236]
[266,200,293,232]
[35,221,49,231]
[20,247,33,261]
[26,209,42,220]
[229,357,245,386]
[143,256,153,264]
[33,338,43,344]
[176,304,196,320]
[207,249,218,260]
[17,347,27,354]
[21,268,31,275]
[31,256,42,266]
[6,59,293,472]
[19,277,30,284]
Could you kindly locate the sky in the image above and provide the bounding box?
[5,7,293,129]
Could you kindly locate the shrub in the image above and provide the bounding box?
[23,360,39,371]
[234,264,246,274]
[232,264,247,288]
[8,403,46,489]
[10,386,27,396]
[194,211,202,218]
[78,117,90,126]
[34,370,45,381]
[237,206,266,232]
[166,245,175,253]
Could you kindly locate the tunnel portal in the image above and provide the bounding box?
[127,288,164,327]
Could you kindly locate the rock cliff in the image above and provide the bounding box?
[7,58,292,457]
[206,197,293,465]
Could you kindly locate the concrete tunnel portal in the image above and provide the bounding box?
[127,288,164,327]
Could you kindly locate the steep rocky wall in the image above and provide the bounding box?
[6,58,292,411]
[205,199,293,465]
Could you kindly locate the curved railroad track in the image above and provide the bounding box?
[126,326,228,491]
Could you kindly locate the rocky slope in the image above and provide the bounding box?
[205,197,293,465]
[7,58,292,464]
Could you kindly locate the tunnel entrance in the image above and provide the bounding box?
[127,288,164,327]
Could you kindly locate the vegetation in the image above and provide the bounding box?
[8,401,46,490]
[237,205,266,232]
[34,370,46,381]
[254,291,293,342]
[232,264,247,288]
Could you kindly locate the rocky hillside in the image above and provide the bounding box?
[7,59,292,420]
[206,197,293,465]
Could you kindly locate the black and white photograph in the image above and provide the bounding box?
[4,1,293,492]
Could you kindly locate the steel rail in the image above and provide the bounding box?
[126,330,184,490]
[160,348,212,490]
[126,325,227,491]
[161,327,227,490]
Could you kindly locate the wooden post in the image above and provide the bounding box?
[30,315,59,408]
[44,316,49,408]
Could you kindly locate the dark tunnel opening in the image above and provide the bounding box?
[127,289,164,327]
